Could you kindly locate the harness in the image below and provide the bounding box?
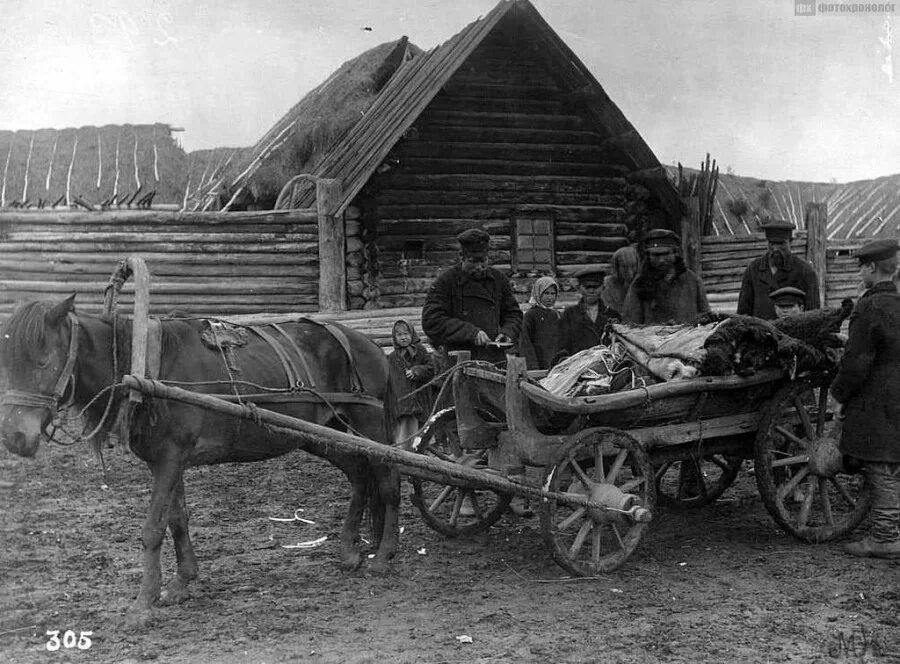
[1,313,80,418]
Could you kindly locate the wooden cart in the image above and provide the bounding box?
[408,353,871,576]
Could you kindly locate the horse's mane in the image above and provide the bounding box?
[1,301,53,365]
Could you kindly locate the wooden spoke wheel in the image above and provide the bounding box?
[410,408,511,537]
[755,382,871,542]
[655,453,744,509]
[540,427,655,576]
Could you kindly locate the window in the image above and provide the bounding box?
[513,218,554,272]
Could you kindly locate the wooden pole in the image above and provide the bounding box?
[121,374,649,520]
[316,178,346,312]
[804,202,827,308]
[680,211,702,277]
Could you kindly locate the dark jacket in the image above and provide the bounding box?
[831,281,900,463]
[422,265,523,364]
[737,254,820,319]
[557,300,619,358]
[519,306,560,370]
[622,269,709,325]
[387,343,435,420]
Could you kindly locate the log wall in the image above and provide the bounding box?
[352,29,671,310]
[0,208,320,319]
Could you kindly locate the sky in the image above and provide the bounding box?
[0,0,897,183]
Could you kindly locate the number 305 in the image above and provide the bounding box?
[46,630,92,651]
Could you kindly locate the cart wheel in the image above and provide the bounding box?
[410,408,512,537]
[540,428,655,576]
[755,382,871,542]
[655,453,743,509]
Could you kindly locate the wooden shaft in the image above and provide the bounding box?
[121,375,643,517]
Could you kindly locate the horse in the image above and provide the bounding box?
[0,295,401,628]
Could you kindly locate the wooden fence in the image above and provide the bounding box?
[0,208,321,318]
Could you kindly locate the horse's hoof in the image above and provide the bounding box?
[339,551,363,572]
[368,557,392,576]
[159,584,191,606]
[124,607,154,630]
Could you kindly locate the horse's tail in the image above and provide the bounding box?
[367,355,400,548]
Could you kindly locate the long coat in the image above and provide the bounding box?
[831,281,900,463]
[622,270,709,325]
[519,306,560,370]
[557,300,619,358]
[387,343,435,420]
[421,265,523,364]
[736,254,820,319]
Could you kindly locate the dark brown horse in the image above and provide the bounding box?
[0,295,400,628]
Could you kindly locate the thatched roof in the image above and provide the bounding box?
[278,0,683,219]
[192,37,421,211]
[0,123,186,208]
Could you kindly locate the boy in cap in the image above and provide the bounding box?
[622,229,710,325]
[769,286,806,318]
[556,267,620,362]
[831,238,900,558]
[737,221,820,319]
[422,228,522,365]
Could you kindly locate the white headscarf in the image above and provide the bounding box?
[528,276,559,308]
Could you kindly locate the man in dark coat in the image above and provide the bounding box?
[831,238,900,558]
[556,268,619,361]
[622,229,709,325]
[737,221,820,319]
[422,228,523,364]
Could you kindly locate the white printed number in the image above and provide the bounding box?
[45,630,92,651]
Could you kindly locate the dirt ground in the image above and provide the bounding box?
[1,438,898,664]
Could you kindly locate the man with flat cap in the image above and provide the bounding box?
[737,220,820,319]
[769,286,807,318]
[622,229,710,324]
[830,238,900,558]
[555,267,620,361]
[422,228,523,364]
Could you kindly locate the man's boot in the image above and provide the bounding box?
[843,536,900,559]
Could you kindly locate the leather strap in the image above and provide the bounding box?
[251,326,298,387]
[270,322,317,389]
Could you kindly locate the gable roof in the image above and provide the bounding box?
[279,0,682,218]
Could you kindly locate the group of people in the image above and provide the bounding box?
[386,224,899,559]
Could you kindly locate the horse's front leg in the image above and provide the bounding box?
[369,463,400,574]
[126,448,185,629]
[158,476,198,606]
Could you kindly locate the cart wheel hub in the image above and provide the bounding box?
[587,482,638,522]
[807,435,843,477]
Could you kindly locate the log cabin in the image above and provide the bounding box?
[235,0,684,310]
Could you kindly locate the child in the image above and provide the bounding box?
[387,320,435,446]
[519,276,560,370]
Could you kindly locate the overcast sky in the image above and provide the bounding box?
[1,0,897,183]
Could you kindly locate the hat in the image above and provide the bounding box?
[642,229,680,254]
[457,228,490,255]
[760,220,795,241]
[855,238,899,264]
[769,286,806,306]
[575,267,605,286]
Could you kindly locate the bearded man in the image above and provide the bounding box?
[736,221,820,319]
[622,229,710,325]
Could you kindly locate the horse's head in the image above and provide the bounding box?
[0,295,78,457]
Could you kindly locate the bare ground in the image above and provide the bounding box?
[1,441,898,664]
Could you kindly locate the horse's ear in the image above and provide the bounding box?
[45,294,76,326]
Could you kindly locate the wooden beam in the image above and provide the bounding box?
[317,178,346,312]
[805,202,827,308]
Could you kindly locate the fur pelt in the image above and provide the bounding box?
[699,300,853,377]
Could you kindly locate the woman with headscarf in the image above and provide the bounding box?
[518,276,560,370]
